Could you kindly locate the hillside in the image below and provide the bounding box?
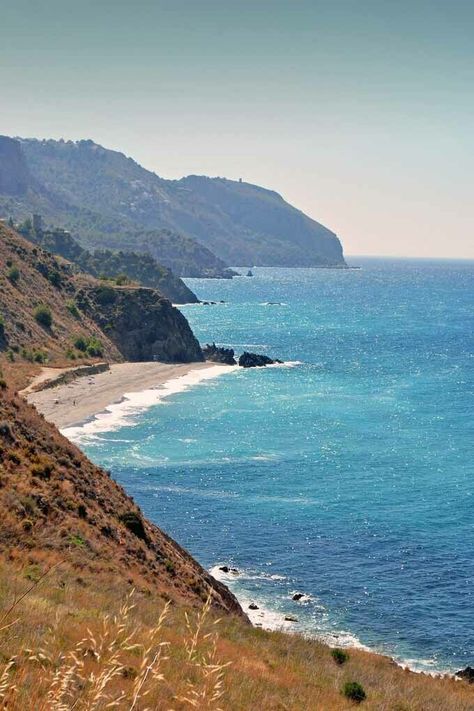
[0,223,203,388]
[18,219,199,304]
[0,381,473,709]
[0,136,346,270]
[0,136,235,279]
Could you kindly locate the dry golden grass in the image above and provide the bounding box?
[0,560,473,711]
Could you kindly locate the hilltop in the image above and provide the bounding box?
[0,136,346,272]
[0,223,203,388]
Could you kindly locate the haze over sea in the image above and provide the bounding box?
[70,259,474,673]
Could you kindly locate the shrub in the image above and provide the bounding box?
[332,648,349,665]
[48,270,62,288]
[74,335,88,352]
[66,299,80,318]
[74,335,103,357]
[34,304,53,328]
[120,511,148,542]
[31,460,53,479]
[343,681,366,703]
[86,336,103,357]
[7,266,20,285]
[0,314,5,336]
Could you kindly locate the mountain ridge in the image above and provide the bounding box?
[0,136,346,271]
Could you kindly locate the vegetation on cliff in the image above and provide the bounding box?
[17,218,200,304]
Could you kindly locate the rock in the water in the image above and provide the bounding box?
[248,603,259,610]
[247,269,253,277]
[203,343,237,365]
[284,615,298,622]
[219,565,230,573]
[456,667,474,682]
[238,351,282,368]
[292,592,305,601]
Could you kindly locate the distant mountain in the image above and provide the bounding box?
[0,137,234,279]
[0,136,346,269]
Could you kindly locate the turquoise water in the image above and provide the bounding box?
[73,259,474,672]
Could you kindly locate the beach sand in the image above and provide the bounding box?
[26,361,219,429]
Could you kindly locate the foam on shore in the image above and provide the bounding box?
[62,364,239,443]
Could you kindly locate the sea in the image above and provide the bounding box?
[64,258,474,674]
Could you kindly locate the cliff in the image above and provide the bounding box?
[75,282,203,362]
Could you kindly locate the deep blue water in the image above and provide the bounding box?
[73,259,474,672]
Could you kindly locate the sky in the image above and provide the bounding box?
[1,0,473,258]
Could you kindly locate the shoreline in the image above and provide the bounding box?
[24,360,463,682]
[209,565,456,678]
[26,361,231,431]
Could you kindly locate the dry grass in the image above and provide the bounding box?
[0,560,473,711]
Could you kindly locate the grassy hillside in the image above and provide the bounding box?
[0,382,472,709]
[0,223,122,388]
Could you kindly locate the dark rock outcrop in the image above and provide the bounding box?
[76,284,203,362]
[238,352,282,368]
[203,343,236,365]
[456,667,474,683]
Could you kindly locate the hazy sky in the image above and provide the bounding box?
[1,0,473,258]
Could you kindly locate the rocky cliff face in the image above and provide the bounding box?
[75,283,203,362]
[0,136,30,195]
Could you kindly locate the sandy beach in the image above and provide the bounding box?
[26,361,219,429]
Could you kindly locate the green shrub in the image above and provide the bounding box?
[86,336,103,357]
[48,270,62,288]
[33,350,48,364]
[74,335,88,352]
[66,299,80,318]
[73,335,103,357]
[343,681,366,703]
[331,648,349,665]
[34,304,53,328]
[0,315,4,336]
[7,266,20,285]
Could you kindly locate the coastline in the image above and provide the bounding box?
[26,361,231,431]
[23,360,462,680]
